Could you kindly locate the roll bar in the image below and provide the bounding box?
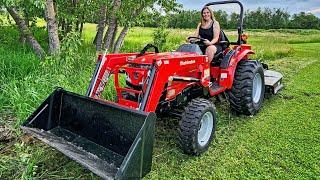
[205,0,244,45]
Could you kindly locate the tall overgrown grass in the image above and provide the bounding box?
[0,27,96,127]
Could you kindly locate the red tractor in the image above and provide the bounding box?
[22,0,283,179]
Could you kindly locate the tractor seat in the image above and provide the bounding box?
[211,30,230,66]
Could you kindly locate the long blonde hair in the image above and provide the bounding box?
[201,6,215,25]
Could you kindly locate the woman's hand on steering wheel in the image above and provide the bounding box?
[187,36,206,44]
[203,39,212,46]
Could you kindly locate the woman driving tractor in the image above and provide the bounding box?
[189,6,222,61]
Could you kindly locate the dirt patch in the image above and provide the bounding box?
[20,134,37,144]
[0,125,14,142]
[0,125,16,154]
[302,92,320,97]
[281,95,295,100]
[0,113,16,124]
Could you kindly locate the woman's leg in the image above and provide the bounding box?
[205,45,217,62]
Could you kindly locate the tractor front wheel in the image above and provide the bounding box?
[178,98,217,155]
[228,60,265,115]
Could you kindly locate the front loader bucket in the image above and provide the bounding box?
[21,88,156,179]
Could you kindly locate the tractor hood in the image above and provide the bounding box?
[127,52,202,65]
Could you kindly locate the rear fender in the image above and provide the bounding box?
[219,48,254,89]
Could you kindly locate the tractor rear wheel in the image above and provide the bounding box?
[228,60,265,115]
[178,98,217,155]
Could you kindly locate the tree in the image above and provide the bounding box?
[290,12,320,29]
[153,16,169,51]
[103,0,121,51]
[101,0,179,53]
[45,0,60,55]
[214,10,228,28]
[167,10,199,29]
[229,12,239,29]
[0,0,47,58]
[6,7,45,59]
[271,8,290,29]
[95,4,107,51]
[55,0,101,37]
[113,1,145,53]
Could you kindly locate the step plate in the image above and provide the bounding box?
[209,82,225,96]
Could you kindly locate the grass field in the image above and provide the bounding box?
[0,25,320,179]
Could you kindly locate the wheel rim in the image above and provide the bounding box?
[198,111,214,147]
[252,73,262,104]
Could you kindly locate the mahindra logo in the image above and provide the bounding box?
[180,60,195,66]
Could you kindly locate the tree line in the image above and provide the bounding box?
[141,8,320,30]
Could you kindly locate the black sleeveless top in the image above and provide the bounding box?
[199,21,214,41]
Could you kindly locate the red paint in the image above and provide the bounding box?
[88,44,254,112]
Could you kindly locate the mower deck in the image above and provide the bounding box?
[264,70,284,94]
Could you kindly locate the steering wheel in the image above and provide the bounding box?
[138,44,159,57]
[188,36,206,45]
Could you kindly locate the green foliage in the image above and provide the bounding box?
[58,31,82,66]
[117,0,179,28]
[153,17,169,51]
[55,0,101,25]
[0,0,45,25]
[0,13,11,25]
[0,27,94,127]
[0,0,19,6]
[229,12,240,29]
[168,10,198,29]
[290,12,320,29]
[244,8,290,29]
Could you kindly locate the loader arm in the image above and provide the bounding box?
[86,51,210,113]
[143,57,210,112]
[87,53,139,98]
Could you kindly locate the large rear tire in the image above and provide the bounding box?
[178,98,217,155]
[228,60,265,115]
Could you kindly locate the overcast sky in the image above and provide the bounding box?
[177,0,320,17]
